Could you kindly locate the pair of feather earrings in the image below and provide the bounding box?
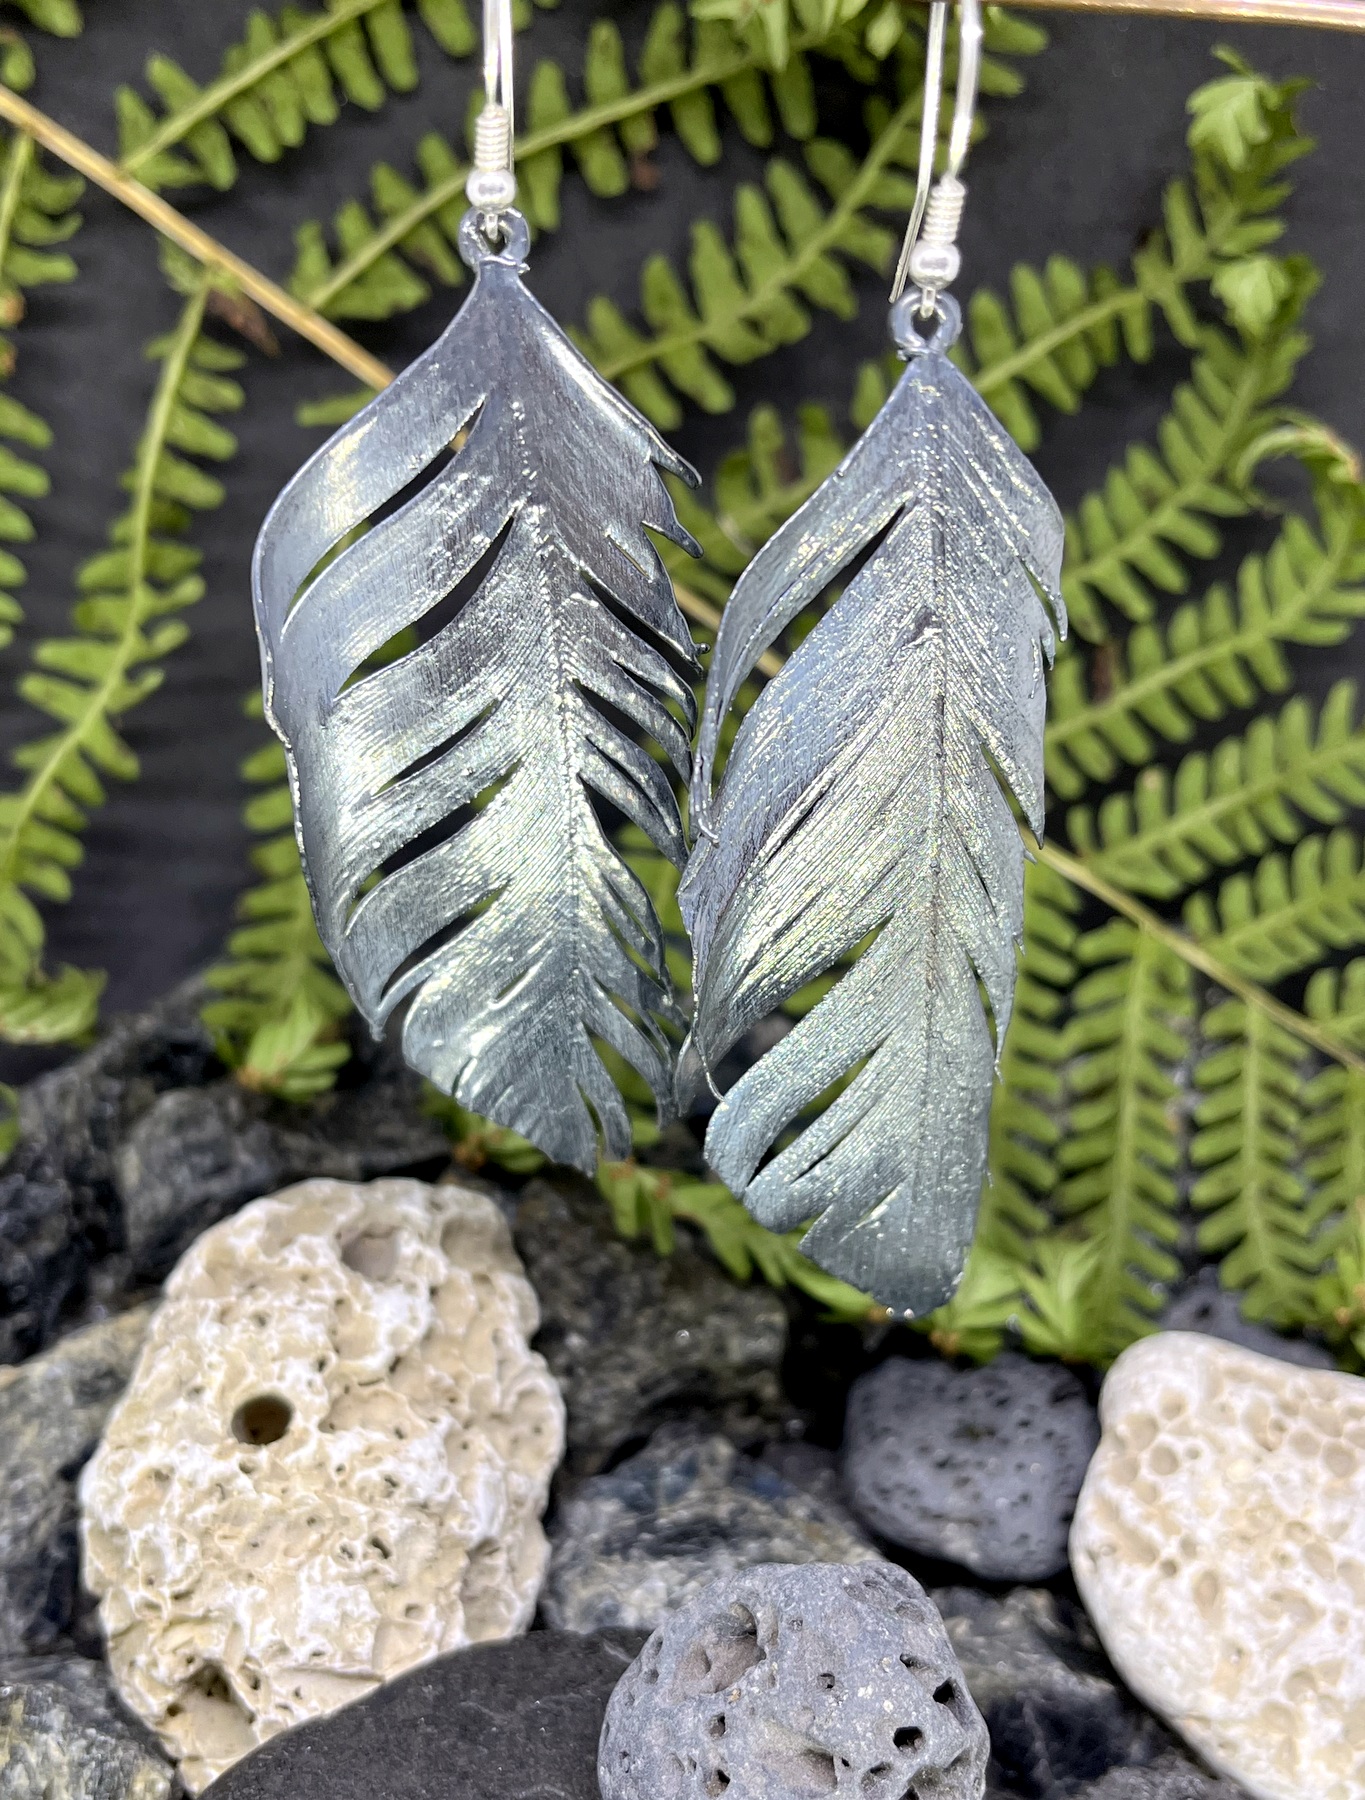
[252,0,1065,1316]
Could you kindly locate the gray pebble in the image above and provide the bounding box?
[0,1307,153,1656]
[844,1354,1099,1579]
[1161,1271,1336,1369]
[599,1561,988,1800]
[0,1653,174,1800]
[1069,1752,1251,1798]
[542,1425,876,1632]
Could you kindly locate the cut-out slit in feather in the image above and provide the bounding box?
[679,301,1065,1316]
[254,210,701,1173]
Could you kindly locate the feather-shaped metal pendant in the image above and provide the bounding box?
[678,294,1065,1316]
[253,211,702,1173]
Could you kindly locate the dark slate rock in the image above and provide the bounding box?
[0,1307,152,1656]
[1161,1269,1336,1369]
[511,1179,788,1473]
[541,1425,876,1633]
[1070,1755,1250,1799]
[843,1353,1099,1580]
[936,1585,1168,1797]
[199,1629,646,1800]
[0,1652,175,1799]
[599,1562,989,1800]
[0,984,450,1359]
[0,984,210,1363]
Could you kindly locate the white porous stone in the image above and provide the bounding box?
[78,1177,565,1794]
[1070,1331,1365,1800]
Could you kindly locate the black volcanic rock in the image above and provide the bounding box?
[200,1630,647,1800]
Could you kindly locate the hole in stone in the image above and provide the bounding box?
[777,1748,836,1793]
[932,1681,956,1707]
[863,1766,891,1788]
[818,1672,836,1690]
[893,1726,923,1751]
[708,1716,726,1739]
[677,1606,762,1694]
[231,1395,293,1445]
[341,1230,399,1279]
[704,1773,730,1796]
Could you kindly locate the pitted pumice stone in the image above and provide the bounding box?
[79,1177,565,1794]
[598,1561,988,1800]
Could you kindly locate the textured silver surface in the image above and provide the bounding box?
[679,295,1065,1316]
[253,211,700,1172]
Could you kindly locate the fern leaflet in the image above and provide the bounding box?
[1068,682,1365,901]
[116,0,480,193]
[1056,918,1193,1357]
[202,709,352,1101]
[1048,489,1365,800]
[1185,829,1365,986]
[1190,995,1317,1322]
[575,92,918,427]
[1058,294,1312,643]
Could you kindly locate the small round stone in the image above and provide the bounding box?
[598,1562,989,1800]
[465,169,517,209]
[907,241,961,288]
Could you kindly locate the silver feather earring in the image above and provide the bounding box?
[252,0,702,1172]
[678,0,1066,1317]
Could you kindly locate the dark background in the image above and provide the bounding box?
[1,0,1363,1081]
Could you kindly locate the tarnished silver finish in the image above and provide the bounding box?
[678,292,1065,1317]
[253,210,702,1173]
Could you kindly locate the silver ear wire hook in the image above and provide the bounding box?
[466,0,517,235]
[890,0,983,315]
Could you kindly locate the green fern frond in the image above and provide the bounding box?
[1302,963,1365,1315]
[1310,1195,1365,1365]
[290,9,814,321]
[1058,293,1313,643]
[2,0,81,38]
[0,132,82,650]
[1047,488,1365,801]
[956,61,1309,453]
[202,716,352,1102]
[0,129,82,341]
[1190,995,1318,1322]
[1068,683,1365,901]
[980,860,1079,1257]
[1184,830,1365,986]
[918,1241,1023,1364]
[1055,918,1193,1356]
[576,84,923,427]
[115,0,482,194]
[1015,1234,1110,1362]
[0,253,241,1044]
[598,1157,878,1319]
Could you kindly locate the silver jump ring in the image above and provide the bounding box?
[459,206,530,270]
[890,289,962,357]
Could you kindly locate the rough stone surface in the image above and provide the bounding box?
[510,1179,788,1473]
[1071,1331,1365,1800]
[79,1176,565,1793]
[0,1653,175,1800]
[0,1307,154,1656]
[0,985,449,1363]
[936,1585,1168,1796]
[1161,1273,1336,1370]
[599,1561,990,1800]
[843,1353,1100,1580]
[197,1629,645,1800]
[1069,1757,1249,1799]
[541,1425,877,1633]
